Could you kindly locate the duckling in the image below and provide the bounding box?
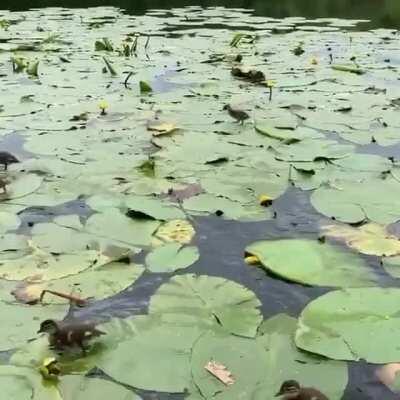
[223,104,250,125]
[0,151,19,170]
[275,380,329,400]
[0,177,9,194]
[38,319,105,352]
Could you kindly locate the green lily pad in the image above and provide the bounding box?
[0,247,109,281]
[311,177,400,225]
[149,274,262,337]
[3,174,43,200]
[0,211,20,233]
[382,256,400,279]
[190,330,269,399]
[59,375,141,400]
[97,316,203,393]
[183,193,269,221]
[255,314,347,399]
[0,301,67,351]
[125,196,185,221]
[145,243,199,273]
[12,260,144,305]
[295,288,400,363]
[246,239,377,287]
[85,208,161,248]
[0,373,32,400]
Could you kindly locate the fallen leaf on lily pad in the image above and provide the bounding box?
[322,222,400,257]
[205,361,235,385]
[12,281,44,304]
[148,122,178,136]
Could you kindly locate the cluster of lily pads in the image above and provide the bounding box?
[0,4,400,399]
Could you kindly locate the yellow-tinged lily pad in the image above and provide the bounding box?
[152,219,195,245]
[322,222,400,257]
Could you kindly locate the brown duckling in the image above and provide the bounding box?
[0,151,19,170]
[275,380,329,400]
[38,319,105,351]
[0,177,9,194]
[223,104,250,125]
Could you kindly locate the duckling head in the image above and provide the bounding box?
[38,319,58,335]
[275,380,301,399]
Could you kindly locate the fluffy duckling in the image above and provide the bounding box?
[0,177,9,194]
[275,380,329,400]
[223,104,250,125]
[38,319,105,352]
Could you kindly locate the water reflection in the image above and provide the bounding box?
[2,0,400,29]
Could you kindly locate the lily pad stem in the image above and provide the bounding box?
[124,71,134,88]
[40,290,87,307]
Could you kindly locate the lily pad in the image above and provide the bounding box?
[152,219,195,245]
[145,243,199,273]
[295,288,400,363]
[322,223,400,257]
[0,246,109,281]
[0,374,32,400]
[246,239,377,287]
[0,301,67,351]
[311,177,400,225]
[59,375,141,400]
[12,260,144,304]
[85,208,161,248]
[0,211,20,233]
[382,256,400,279]
[97,316,203,393]
[149,274,262,337]
[255,314,347,399]
[190,330,269,399]
[2,174,42,200]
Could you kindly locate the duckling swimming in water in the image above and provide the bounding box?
[223,104,250,125]
[38,319,105,352]
[275,380,329,400]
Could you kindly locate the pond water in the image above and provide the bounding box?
[2,0,400,29]
[0,3,400,400]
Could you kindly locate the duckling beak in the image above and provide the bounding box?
[274,390,283,397]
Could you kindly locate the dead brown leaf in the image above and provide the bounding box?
[147,122,178,136]
[376,363,400,387]
[204,360,235,385]
[11,281,44,304]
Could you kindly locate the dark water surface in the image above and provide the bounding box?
[2,0,400,29]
